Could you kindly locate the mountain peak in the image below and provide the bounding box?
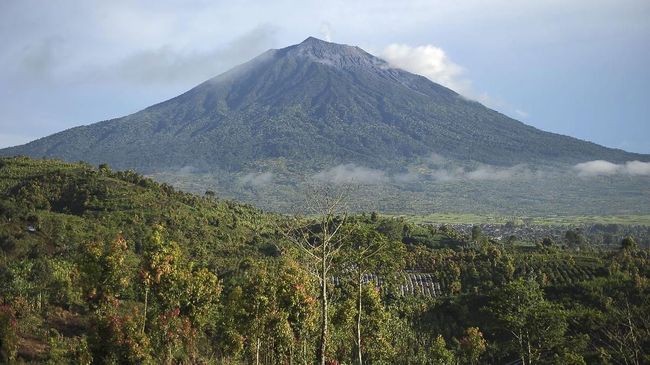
[285,37,385,70]
[300,36,329,44]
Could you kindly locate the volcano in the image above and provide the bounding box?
[2,37,648,214]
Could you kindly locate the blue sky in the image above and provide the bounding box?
[1,0,648,153]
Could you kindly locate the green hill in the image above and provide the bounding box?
[0,157,648,364]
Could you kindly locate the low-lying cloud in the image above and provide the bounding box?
[177,165,198,175]
[314,162,530,185]
[313,164,388,185]
[426,152,447,165]
[429,164,530,182]
[240,171,274,187]
[574,160,650,177]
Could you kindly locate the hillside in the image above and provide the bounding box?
[0,157,648,364]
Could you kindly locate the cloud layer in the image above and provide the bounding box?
[313,162,531,185]
[574,160,650,177]
[313,164,388,185]
[429,164,530,182]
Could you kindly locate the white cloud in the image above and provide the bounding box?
[177,165,198,175]
[466,165,521,180]
[426,153,447,165]
[313,164,388,185]
[430,164,530,182]
[392,171,419,183]
[574,160,650,177]
[240,172,274,187]
[313,162,531,185]
[320,22,333,42]
[379,43,522,114]
[380,44,471,95]
[625,161,650,176]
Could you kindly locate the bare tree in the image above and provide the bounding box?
[282,184,352,365]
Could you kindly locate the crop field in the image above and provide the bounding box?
[394,213,650,226]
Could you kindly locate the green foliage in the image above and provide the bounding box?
[0,305,18,364]
[455,327,487,365]
[46,331,92,365]
[429,335,456,365]
[488,278,570,364]
[0,157,648,364]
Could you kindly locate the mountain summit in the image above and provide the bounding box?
[1,37,644,173]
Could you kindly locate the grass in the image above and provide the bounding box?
[392,213,650,226]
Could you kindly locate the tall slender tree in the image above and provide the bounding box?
[341,223,404,365]
[283,185,350,365]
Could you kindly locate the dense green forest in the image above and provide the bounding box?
[0,156,648,364]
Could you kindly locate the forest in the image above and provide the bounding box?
[0,156,648,364]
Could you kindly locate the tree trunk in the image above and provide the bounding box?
[256,337,261,365]
[526,335,532,365]
[290,339,293,365]
[142,286,148,334]
[357,270,363,365]
[318,261,329,365]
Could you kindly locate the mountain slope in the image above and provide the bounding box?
[2,37,646,173]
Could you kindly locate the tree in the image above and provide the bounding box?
[0,305,17,364]
[340,223,404,365]
[282,185,350,365]
[621,236,638,251]
[141,226,221,363]
[430,335,456,365]
[565,229,585,248]
[456,327,487,365]
[488,278,568,365]
[218,260,316,365]
[471,226,483,243]
[596,296,648,365]
[541,237,555,247]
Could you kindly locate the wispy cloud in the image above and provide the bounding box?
[177,165,198,175]
[320,22,333,42]
[105,25,278,85]
[429,164,531,182]
[392,171,419,183]
[240,171,274,187]
[574,160,650,177]
[314,162,530,185]
[313,164,388,185]
[426,152,447,165]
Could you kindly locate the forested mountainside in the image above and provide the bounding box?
[0,156,648,364]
